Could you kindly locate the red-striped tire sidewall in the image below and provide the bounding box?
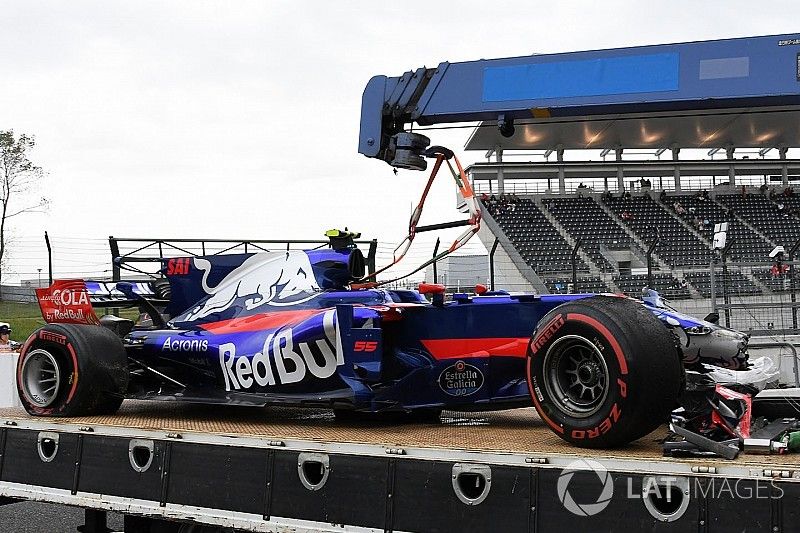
[16,328,79,416]
[526,296,682,448]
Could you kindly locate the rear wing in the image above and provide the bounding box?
[35,280,100,325]
[35,279,167,326]
[83,280,165,306]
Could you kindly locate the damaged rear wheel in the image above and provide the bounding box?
[527,296,683,448]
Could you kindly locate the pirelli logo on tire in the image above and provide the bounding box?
[530,314,565,355]
[39,331,67,345]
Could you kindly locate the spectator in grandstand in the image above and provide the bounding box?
[601,190,612,201]
[688,206,696,215]
[741,185,748,197]
[659,190,667,203]
[771,258,790,277]
[692,216,702,230]
[480,192,489,202]
[621,211,634,221]
[760,183,768,195]
[700,189,710,201]
[784,187,795,198]
[673,201,686,215]
[769,188,778,200]
[777,202,787,217]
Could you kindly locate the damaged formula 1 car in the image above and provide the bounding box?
[17,230,764,449]
[15,148,771,449]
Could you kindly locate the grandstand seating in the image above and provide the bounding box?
[613,273,691,300]
[752,268,796,293]
[683,270,761,298]
[717,194,800,250]
[541,197,637,272]
[483,188,798,301]
[668,194,772,262]
[545,276,609,294]
[604,194,712,267]
[485,198,590,275]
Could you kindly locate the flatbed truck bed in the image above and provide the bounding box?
[0,402,798,532]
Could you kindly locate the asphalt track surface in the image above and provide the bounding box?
[0,501,124,532]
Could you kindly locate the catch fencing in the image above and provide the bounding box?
[0,285,36,303]
[693,259,799,336]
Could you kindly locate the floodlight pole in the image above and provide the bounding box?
[720,237,735,328]
[571,238,582,294]
[647,228,660,290]
[790,238,800,331]
[432,238,441,284]
[671,145,682,192]
[489,237,499,290]
[710,255,718,315]
[44,231,53,284]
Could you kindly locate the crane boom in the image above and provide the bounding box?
[359,33,800,169]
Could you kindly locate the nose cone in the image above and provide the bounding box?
[713,327,749,348]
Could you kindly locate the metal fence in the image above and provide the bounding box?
[0,285,36,303]
[695,259,799,336]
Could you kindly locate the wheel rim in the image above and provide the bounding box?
[21,349,62,408]
[542,334,609,418]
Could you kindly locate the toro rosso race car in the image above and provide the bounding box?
[16,234,755,448]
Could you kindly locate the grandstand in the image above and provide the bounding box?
[604,193,711,267]
[475,182,798,333]
[541,196,635,273]
[478,182,798,291]
[461,110,800,334]
[484,197,591,276]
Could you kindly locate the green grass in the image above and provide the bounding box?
[0,301,46,342]
[0,301,139,343]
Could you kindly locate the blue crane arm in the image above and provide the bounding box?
[359,33,800,169]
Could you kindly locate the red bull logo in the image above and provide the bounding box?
[219,309,341,390]
[184,251,322,322]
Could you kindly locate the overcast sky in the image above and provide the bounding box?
[2,1,800,281]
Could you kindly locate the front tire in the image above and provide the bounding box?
[17,324,128,417]
[527,296,682,448]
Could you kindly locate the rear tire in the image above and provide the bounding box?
[17,324,129,417]
[527,296,682,448]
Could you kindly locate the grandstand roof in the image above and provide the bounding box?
[466,158,800,181]
[465,34,800,152]
[465,107,800,151]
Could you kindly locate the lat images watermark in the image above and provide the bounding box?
[556,459,785,518]
[556,459,614,517]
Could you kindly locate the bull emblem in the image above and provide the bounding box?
[183,252,320,321]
